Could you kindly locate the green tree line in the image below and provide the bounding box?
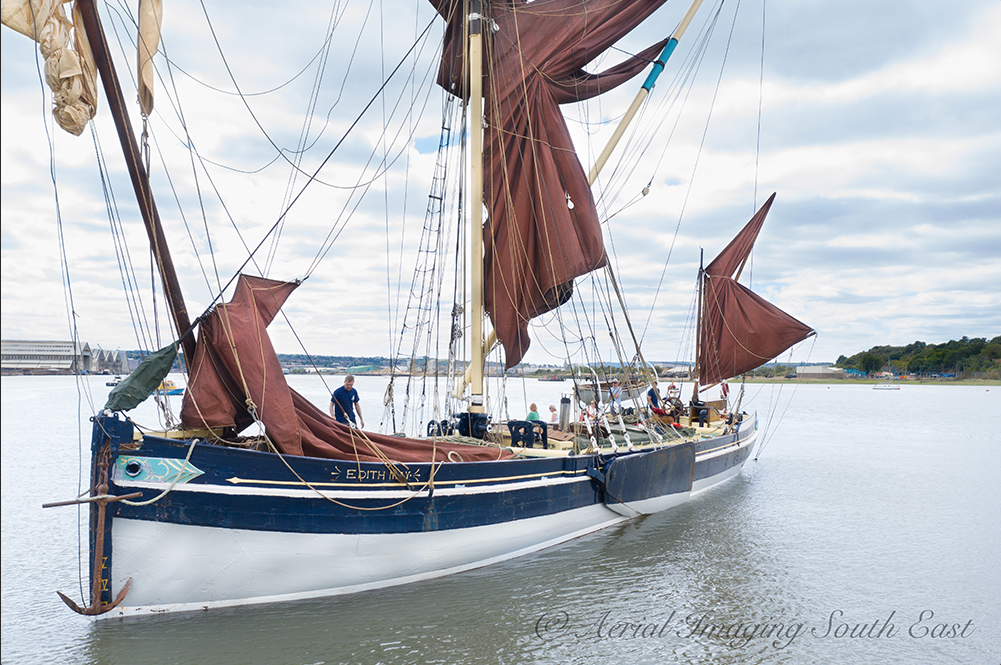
[276,354,390,368]
[836,336,1001,377]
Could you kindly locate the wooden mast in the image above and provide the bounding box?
[76,0,197,368]
[456,0,708,403]
[467,0,486,413]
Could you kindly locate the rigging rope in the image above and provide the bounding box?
[264,0,353,276]
[122,11,443,354]
[754,333,816,460]
[754,0,767,210]
[639,0,735,346]
[93,129,155,354]
[388,93,464,433]
[119,1,463,448]
[192,0,437,191]
[26,6,101,603]
[103,0,336,98]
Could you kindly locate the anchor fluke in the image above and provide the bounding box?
[57,578,132,616]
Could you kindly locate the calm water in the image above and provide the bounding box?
[2,375,999,664]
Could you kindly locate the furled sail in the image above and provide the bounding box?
[136,0,162,115]
[2,0,98,135]
[431,0,671,367]
[180,275,509,462]
[699,193,814,385]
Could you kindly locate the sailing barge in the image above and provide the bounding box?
[8,0,813,617]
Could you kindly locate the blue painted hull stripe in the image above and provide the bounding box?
[104,418,754,537]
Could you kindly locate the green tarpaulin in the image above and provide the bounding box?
[104,343,177,412]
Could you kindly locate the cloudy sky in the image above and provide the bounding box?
[2,0,999,368]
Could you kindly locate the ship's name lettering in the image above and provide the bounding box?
[332,466,423,483]
[346,468,387,482]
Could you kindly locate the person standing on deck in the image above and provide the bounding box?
[608,378,622,414]
[330,375,364,428]
[647,380,667,417]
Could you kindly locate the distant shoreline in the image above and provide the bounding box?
[2,372,996,387]
[740,377,999,386]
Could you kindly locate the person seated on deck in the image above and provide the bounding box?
[525,403,547,441]
[548,404,559,426]
[692,399,709,427]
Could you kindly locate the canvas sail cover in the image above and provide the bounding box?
[699,193,814,385]
[104,342,176,412]
[430,0,671,367]
[180,275,509,463]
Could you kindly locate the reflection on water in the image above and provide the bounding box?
[2,378,999,664]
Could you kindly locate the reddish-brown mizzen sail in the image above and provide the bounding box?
[698,193,815,386]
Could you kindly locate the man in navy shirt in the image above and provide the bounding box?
[329,375,364,428]
[647,380,667,417]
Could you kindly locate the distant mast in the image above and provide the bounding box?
[693,248,704,403]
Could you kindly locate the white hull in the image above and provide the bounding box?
[606,490,691,517]
[105,504,627,618]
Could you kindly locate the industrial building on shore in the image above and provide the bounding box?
[1,340,129,375]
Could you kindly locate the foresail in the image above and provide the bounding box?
[180,275,509,462]
[431,0,671,368]
[699,194,814,385]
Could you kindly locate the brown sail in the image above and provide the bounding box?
[431,0,671,367]
[699,193,814,385]
[180,275,509,462]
